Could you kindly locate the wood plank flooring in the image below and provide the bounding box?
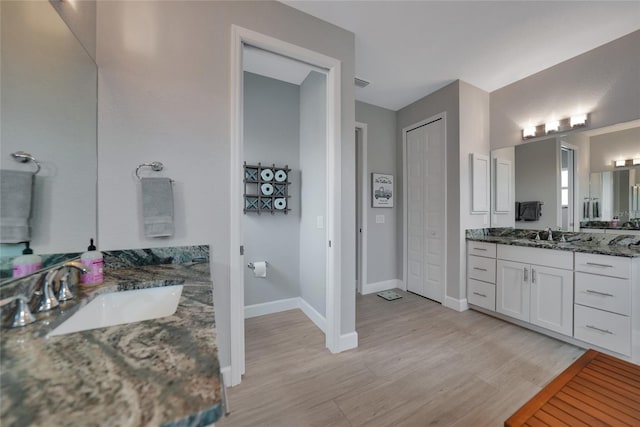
[217,290,584,427]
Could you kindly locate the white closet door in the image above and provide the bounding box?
[406,119,445,302]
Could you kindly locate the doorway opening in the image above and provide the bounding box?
[355,122,368,295]
[230,26,343,386]
[560,144,577,231]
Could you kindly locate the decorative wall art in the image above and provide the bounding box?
[244,162,291,214]
[372,173,394,208]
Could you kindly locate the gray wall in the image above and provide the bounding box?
[299,71,327,316]
[243,72,300,306]
[590,127,640,172]
[515,138,559,229]
[491,30,640,150]
[51,0,97,61]
[96,0,355,367]
[355,101,399,283]
[396,81,462,300]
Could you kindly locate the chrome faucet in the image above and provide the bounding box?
[0,295,36,328]
[546,227,553,241]
[30,261,90,313]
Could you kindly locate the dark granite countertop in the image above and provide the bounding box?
[0,262,222,427]
[466,228,640,258]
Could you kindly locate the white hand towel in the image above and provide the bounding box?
[141,177,174,237]
[0,170,34,243]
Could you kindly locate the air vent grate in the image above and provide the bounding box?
[354,77,370,88]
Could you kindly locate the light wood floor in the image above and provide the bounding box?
[218,290,585,427]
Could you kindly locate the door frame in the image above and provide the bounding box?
[355,122,368,294]
[230,25,342,386]
[558,139,579,231]
[401,112,447,303]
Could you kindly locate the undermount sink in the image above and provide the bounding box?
[47,285,183,337]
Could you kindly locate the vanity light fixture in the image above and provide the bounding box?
[545,120,560,134]
[634,158,640,165]
[615,160,626,167]
[570,114,587,127]
[521,113,590,140]
[523,126,537,138]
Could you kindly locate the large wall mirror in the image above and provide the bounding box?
[0,1,97,280]
[491,119,640,232]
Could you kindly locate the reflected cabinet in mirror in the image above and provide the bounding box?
[490,120,640,233]
[0,1,97,280]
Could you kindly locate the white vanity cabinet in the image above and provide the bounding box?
[574,253,635,357]
[467,241,496,311]
[496,245,574,336]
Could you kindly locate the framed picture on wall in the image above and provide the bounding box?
[372,173,394,208]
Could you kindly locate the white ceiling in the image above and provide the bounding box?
[282,1,640,111]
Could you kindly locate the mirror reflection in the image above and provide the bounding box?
[491,120,640,233]
[0,1,97,280]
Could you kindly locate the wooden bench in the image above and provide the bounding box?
[505,349,640,426]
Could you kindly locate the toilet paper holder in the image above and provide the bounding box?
[247,262,268,270]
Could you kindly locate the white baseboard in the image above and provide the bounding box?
[338,331,358,352]
[444,296,469,312]
[298,298,327,333]
[244,297,299,318]
[244,297,326,333]
[219,366,232,388]
[361,279,402,295]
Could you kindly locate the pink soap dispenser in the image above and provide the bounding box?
[80,238,104,286]
[12,242,43,278]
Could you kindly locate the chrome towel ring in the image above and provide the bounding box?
[11,151,41,174]
[135,161,164,180]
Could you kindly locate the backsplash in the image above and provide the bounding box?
[0,245,209,299]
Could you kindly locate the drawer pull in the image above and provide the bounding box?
[585,289,614,297]
[473,267,487,272]
[472,292,487,298]
[585,325,614,335]
[585,262,614,268]
[473,248,488,251]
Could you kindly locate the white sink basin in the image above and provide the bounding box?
[47,285,183,337]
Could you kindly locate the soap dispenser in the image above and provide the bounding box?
[80,238,104,286]
[12,242,43,278]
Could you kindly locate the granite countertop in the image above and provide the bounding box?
[466,228,640,258]
[0,262,223,427]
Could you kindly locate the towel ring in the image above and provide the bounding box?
[11,151,41,175]
[135,161,164,180]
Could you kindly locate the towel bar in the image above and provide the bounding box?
[11,151,41,175]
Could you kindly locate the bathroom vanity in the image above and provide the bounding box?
[466,229,640,365]
[0,250,223,427]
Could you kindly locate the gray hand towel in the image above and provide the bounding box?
[141,177,174,237]
[0,170,34,243]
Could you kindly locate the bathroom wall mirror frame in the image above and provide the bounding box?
[0,1,98,281]
[490,119,640,231]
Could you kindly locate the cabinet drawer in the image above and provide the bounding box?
[497,244,573,270]
[574,304,631,356]
[468,278,495,311]
[467,241,496,258]
[574,253,631,279]
[575,272,631,315]
[468,255,496,283]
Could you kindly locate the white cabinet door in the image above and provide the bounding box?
[496,260,529,322]
[530,265,573,336]
[471,153,490,213]
[494,158,512,213]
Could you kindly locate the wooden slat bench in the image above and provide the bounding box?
[505,349,640,427]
